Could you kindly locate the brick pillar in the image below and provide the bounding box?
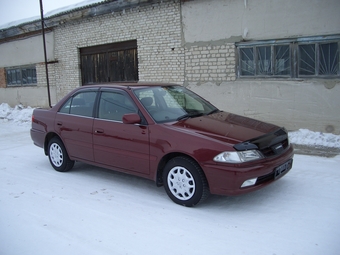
[0,68,6,88]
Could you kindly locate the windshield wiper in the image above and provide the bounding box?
[177,112,204,121]
[177,110,220,121]
[206,109,220,115]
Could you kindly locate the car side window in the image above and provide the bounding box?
[59,91,97,117]
[59,98,72,114]
[98,91,137,122]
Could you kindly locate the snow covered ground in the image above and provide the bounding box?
[1,103,340,255]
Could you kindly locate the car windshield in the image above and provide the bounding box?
[134,85,219,123]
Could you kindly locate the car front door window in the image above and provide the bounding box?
[98,91,137,121]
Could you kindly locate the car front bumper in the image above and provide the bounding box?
[202,146,294,196]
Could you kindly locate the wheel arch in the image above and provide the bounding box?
[155,152,209,189]
[44,132,61,155]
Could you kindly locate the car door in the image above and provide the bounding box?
[93,89,150,175]
[55,90,97,161]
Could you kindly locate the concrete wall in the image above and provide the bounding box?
[0,32,57,107]
[0,32,55,67]
[181,0,340,134]
[0,63,57,107]
[188,80,340,134]
[181,0,340,43]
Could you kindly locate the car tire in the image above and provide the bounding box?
[163,156,209,207]
[48,137,74,172]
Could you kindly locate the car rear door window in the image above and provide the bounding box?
[59,91,97,117]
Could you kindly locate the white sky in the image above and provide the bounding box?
[0,0,88,27]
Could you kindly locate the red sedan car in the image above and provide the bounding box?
[31,83,294,206]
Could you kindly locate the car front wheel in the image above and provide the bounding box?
[163,156,209,207]
[48,137,74,172]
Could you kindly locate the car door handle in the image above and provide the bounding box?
[57,121,63,126]
[94,129,104,134]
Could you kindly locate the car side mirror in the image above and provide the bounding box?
[122,113,141,124]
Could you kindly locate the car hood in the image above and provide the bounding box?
[170,111,280,145]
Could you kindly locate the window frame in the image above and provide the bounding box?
[97,89,138,122]
[236,35,340,79]
[298,41,340,77]
[238,43,292,78]
[6,65,37,86]
[58,90,97,118]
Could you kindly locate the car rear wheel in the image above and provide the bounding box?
[163,156,209,207]
[48,137,74,172]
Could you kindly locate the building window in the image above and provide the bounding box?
[6,66,37,86]
[80,40,138,85]
[274,45,291,75]
[299,42,339,77]
[239,44,291,77]
[237,36,340,78]
[240,48,254,76]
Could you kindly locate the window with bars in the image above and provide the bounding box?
[299,42,339,76]
[6,66,37,86]
[237,36,340,78]
[240,45,291,77]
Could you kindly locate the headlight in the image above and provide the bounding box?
[213,150,263,163]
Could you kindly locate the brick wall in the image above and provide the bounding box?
[0,68,6,88]
[53,1,185,100]
[184,44,236,86]
[36,62,56,88]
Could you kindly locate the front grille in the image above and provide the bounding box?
[260,139,289,157]
[234,128,290,158]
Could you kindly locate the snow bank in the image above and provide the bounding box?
[1,102,339,149]
[289,129,340,149]
[0,103,34,125]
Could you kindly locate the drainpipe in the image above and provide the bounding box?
[39,0,52,108]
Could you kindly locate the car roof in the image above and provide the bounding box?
[52,82,182,110]
[80,82,180,90]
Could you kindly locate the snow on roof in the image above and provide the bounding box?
[0,16,40,30]
[0,0,105,30]
[44,0,106,19]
